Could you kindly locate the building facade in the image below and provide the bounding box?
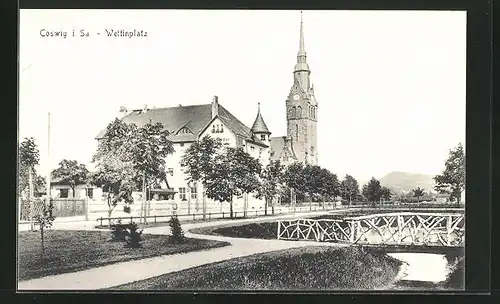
[94,13,318,212]
[95,96,271,212]
[270,12,318,166]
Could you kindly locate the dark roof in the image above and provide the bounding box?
[96,103,268,147]
[50,176,88,186]
[250,110,271,134]
[269,136,297,161]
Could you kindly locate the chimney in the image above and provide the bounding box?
[119,106,128,117]
[212,95,219,118]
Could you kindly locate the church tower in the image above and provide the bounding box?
[286,11,318,165]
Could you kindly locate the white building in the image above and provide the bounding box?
[95,96,272,213]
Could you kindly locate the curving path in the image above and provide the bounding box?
[17,210,348,290]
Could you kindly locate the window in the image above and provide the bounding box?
[191,187,197,199]
[220,124,224,133]
[251,146,255,152]
[168,168,174,176]
[180,143,184,147]
[87,188,94,199]
[291,106,296,117]
[178,127,192,135]
[297,106,302,117]
[296,125,299,141]
[179,188,186,200]
[212,125,215,133]
[60,189,69,198]
[260,134,266,141]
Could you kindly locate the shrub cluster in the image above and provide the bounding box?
[110,220,143,248]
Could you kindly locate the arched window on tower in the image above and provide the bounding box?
[297,106,302,117]
[296,124,299,141]
[291,106,296,118]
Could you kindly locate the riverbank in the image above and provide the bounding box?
[109,246,402,290]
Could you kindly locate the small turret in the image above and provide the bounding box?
[251,102,271,143]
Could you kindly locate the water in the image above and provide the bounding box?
[387,252,449,283]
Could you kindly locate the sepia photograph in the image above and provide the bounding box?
[18,9,466,291]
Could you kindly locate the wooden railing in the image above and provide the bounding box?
[277,212,465,247]
[95,203,345,227]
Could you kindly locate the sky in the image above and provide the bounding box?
[19,9,466,184]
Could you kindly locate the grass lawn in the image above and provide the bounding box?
[18,230,230,281]
[108,246,403,290]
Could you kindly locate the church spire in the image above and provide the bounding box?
[298,11,306,57]
[294,11,311,91]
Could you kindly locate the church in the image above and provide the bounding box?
[94,12,318,213]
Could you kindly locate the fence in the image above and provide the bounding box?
[277,211,465,247]
[50,198,87,217]
[95,203,346,227]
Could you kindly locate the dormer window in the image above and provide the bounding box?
[177,127,192,135]
[260,134,266,141]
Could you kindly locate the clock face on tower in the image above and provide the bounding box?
[293,94,300,100]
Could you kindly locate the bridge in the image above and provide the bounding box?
[277,212,465,247]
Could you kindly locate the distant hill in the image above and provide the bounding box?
[378,171,436,195]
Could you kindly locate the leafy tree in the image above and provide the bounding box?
[362,177,382,204]
[205,147,262,219]
[257,160,285,215]
[380,187,392,202]
[90,158,135,228]
[283,162,305,205]
[127,122,175,223]
[92,119,175,224]
[412,187,425,204]
[434,143,465,204]
[51,160,90,198]
[19,138,41,226]
[340,174,360,206]
[181,136,224,218]
[32,199,55,261]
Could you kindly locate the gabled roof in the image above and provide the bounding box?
[269,136,297,162]
[96,103,268,147]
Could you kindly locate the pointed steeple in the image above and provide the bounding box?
[251,102,271,134]
[294,11,311,91]
[298,11,306,57]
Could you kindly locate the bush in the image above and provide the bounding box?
[168,215,186,244]
[124,222,143,248]
[110,220,128,242]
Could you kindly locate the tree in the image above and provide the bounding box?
[283,162,305,206]
[181,136,224,218]
[19,138,41,228]
[32,199,55,261]
[127,122,175,223]
[90,158,135,228]
[204,147,262,219]
[92,119,175,224]
[51,160,90,198]
[412,187,425,204]
[380,187,392,202]
[340,174,360,206]
[362,177,382,204]
[257,160,285,216]
[168,215,186,244]
[434,143,465,204]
